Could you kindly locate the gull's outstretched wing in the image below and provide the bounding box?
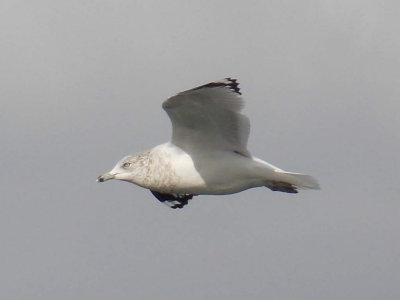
[162,78,251,156]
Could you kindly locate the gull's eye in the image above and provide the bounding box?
[122,162,131,168]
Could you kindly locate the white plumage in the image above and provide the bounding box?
[97,78,319,209]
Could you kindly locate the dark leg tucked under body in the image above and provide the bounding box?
[150,190,194,209]
[265,181,298,193]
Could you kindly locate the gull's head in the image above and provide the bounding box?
[97,156,136,183]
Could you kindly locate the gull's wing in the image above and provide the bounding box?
[162,78,251,156]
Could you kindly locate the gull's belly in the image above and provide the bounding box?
[167,154,207,193]
[171,151,268,195]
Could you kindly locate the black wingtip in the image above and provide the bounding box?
[191,78,242,95]
[224,77,241,95]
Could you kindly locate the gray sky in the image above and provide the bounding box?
[1,1,400,299]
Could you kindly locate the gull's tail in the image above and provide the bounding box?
[266,171,320,193]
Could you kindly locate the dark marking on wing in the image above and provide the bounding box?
[150,190,194,209]
[191,78,241,95]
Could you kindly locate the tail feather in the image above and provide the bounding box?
[266,171,320,193]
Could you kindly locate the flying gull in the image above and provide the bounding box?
[97,78,319,208]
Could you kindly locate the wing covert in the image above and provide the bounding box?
[162,78,251,156]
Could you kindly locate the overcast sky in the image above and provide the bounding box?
[1,1,400,299]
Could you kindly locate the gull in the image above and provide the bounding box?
[97,78,319,209]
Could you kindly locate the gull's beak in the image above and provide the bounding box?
[96,172,115,182]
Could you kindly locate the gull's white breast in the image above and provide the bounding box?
[145,143,206,194]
